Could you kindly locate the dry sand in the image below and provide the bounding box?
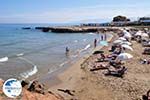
[49,32,150,100]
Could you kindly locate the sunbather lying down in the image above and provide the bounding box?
[142,90,150,100]
[104,66,127,78]
[90,62,109,71]
[140,58,150,64]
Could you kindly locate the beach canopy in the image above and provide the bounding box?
[121,44,133,51]
[93,50,104,54]
[117,53,133,61]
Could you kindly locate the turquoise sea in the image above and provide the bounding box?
[0,24,106,80]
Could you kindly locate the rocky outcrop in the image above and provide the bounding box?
[0,79,64,100]
[35,26,120,33]
[22,27,31,29]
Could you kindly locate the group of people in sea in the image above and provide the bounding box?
[65,32,107,57]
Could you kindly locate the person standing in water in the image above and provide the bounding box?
[101,35,103,41]
[104,33,107,40]
[65,47,70,57]
[94,39,97,48]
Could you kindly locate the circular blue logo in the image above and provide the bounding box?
[3,78,22,98]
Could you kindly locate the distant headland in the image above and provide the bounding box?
[22,15,150,33]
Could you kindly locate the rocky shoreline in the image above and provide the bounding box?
[0,79,64,100]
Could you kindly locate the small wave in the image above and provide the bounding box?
[83,44,91,51]
[18,57,38,79]
[0,57,8,63]
[59,61,69,67]
[88,32,95,35]
[71,54,78,58]
[83,39,87,42]
[16,53,24,57]
[20,65,38,79]
[74,40,78,43]
[79,44,91,53]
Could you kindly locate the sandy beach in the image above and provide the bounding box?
[47,28,150,100]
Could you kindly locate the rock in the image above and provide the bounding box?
[0,79,64,100]
[28,80,45,94]
[21,80,29,88]
[22,27,31,29]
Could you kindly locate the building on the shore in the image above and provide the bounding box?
[81,22,110,27]
[138,17,150,25]
[110,21,131,26]
[110,15,131,26]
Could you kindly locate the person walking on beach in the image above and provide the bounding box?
[94,39,97,48]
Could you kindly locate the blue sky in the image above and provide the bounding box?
[0,0,150,23]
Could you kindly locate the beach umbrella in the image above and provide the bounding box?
[118,37,127,41]
[123,32,132,38]
[121,41,132,46]
[93,50,104,54]
[141,33,149,38]
[123,30,129,34]
[135,31,142,36]
[121,44,133,51]
[113,40,123,44]
[117,53,133,61]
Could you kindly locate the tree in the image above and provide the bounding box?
[113,15,130,22]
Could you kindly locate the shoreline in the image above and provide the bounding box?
[47,32,114,94]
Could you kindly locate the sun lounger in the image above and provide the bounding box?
[142,90,150,100]
[143,48,150,55]
[90,63,109,71]
[109,61,123,68]
[104,67,127,78]
[58,89,75,96]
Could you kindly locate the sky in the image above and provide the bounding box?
[0,0,150,23]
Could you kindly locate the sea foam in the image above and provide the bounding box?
[0,57,8,63]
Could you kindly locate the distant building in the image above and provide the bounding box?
[110,21,131,26]
[111,15,131,26]
[138,17,150,25]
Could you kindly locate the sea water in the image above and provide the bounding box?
[0,24,107,80]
